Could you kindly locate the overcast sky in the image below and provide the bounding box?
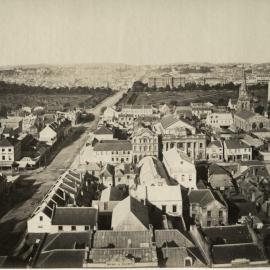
[0,0,270,66]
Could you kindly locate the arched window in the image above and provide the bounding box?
[252,123,257,130]
[184,257,192,267]
[259,122,264,129]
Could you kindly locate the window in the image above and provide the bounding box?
[58,226,63,231]
[85,226,89,231]
[162,205,166,213]
[184,257,192,267]
[207,211,211,218]
[8,148,12,152]
[219,210,223,218]
[200,143,203,148]
[189,175,192,181]
[112,158,114,162]
[172,205,177,212]
[39,216,43,221]
[71,225,76,231]
[2,156,5,161]
[207,220,211,227]
[1,149,5,152]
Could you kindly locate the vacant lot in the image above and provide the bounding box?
[119,88,268,107]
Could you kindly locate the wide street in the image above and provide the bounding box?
[0,89,126,254]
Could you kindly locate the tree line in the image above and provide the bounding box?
[0,81,113,95]
[130,80,267,92]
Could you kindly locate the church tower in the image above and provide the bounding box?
[236,67,252,111]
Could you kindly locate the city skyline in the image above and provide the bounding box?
[1,0,270,66]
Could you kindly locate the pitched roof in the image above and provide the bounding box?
[212,243,266,264]
[163,148,193,166]
[0,137,18,147]
[94,126,113,135]
[207,140,222,148]
[155,229,194,248]
[35,250,85,268]
[112,196,149,230]
[100,187,125,202]
[93,140,132,151]
[52,207,98,226]
[224,139,250,149]
[160,115,179,129]
[235,110,256,120]
[93,230,152,248]
[147,186,182,202]
[42,232,91,252]
[188,189,226,207]
[202,225,253,244]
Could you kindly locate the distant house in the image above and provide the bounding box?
[188,189,228,227]
[50,207,98,233]
[99,164,115,187]
[234,111,270,132]
[223,139,252,162]
[163,148,197,190]
[27,170,83,233]
[206,112,233,129]
[121,105,153,117]
[111,196,150,231]
[0,116,23,132]
[93,126,114,141]
[39,122,60,146]
[93,140,132,164]
[102,107,119,124]
[114,163,135,186]
[0,137,21,168]
[46,104,64,114]
[208,163,235,192]
[206,141,223,161]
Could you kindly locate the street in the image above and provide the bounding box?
[0,89,126,254]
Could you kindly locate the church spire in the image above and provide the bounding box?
[236,65,252,111]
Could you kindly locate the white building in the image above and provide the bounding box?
[122,105,153,117]
[206,112,233,129]
[39,122,59,146]
[223,139,252,162]
[131,185,183,216]
[163,148,197,189]
[93,140,132,164]
[138,156,169,186]
[206,141,223,161]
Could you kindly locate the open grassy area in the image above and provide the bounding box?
[119,88,268,107]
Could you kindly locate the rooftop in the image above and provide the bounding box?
[202,225,253,245]
[52,207,98,226]
[235,110,256,120]
[224,139,250,149]
[93,140,132,152]
[212,243,266,265]
[94,126,113,135]
[93,230,152,249]
[188,189,226,208]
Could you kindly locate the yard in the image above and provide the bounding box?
[118,88,268,107]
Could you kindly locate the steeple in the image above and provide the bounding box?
[236,66,252,111]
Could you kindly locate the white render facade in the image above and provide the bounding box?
[163,148,197,189]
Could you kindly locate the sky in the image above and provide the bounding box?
[0,0,270,66]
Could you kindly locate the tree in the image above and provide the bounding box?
[255,105,264,115]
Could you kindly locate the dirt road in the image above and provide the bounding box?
[0,89,126,248]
